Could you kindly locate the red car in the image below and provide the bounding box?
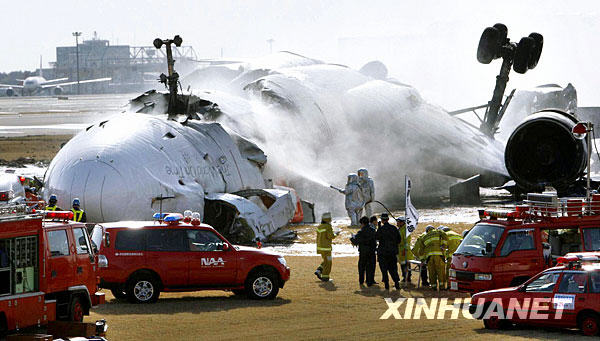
[469,253,600,336]
[91,213,290,303]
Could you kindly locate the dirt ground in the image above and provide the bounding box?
[86,256,589,341]
[0,135,72,162]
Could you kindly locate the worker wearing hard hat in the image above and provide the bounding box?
[315,212,338,282]
[422,225,448,290]
[412,230,430,287]
[396,217,414,284]
[357,168,375,218]
[71,198,87,223]
[440,226,463,289]
[46,194,62,211]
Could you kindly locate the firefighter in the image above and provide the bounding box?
[376,213,401,290]
[357,168,375,217]
[411,230,430,287]
[315,212,337,282]
[396,217,414,284]
[46,194,61,211]
[334,174,363,227]
[351,216,377,286]
[71,198,87,223]
[422,225,448,290]
[440,226,463,289]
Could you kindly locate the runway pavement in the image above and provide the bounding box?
[0,94,134,136]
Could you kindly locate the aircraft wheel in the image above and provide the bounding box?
[528,33,543,69]
[513,37,535,74]
[477,26,500,64]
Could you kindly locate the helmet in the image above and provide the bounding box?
[462,229,470,238]
[322,212,332,223]
[72,198,81,206]
[358,168,369,178]
[381,213,389,220]
[442,226,451,232]
[49,194,57,203]
[425,225,435,232]
[347,173,358,184]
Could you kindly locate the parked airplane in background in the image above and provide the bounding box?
[0,57,111,96]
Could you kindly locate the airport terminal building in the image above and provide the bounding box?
[51,34,199,94]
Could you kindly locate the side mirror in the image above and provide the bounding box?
[485,242,493,254]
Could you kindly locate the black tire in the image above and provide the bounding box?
[513,37,535,74]
[245,271,279,300]
[528,32,543,69]
[111,288,128,300]
[127,274,160,303]
[579,312,600,336]
[69,296,85,322]
[493,23,508,50]
[477,27,500,64]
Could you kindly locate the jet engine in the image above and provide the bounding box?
[505,110,587,192]
[5,88,14,97]
[53,86,63,95]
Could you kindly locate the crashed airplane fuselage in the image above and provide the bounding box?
[43,106,298,243]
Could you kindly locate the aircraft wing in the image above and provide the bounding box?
[43,77,69,83]
[41,77,111,88]
[0,84,23,88]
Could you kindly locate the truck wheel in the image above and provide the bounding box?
[69,296,84,322]
[111,288,128,300]
[245,271,279,300]
[579,313,600,336]
[127,274,160,303]
[483,316,510,330]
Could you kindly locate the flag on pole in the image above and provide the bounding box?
[405,175,419,236]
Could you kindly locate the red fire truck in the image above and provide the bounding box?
[450,193,600,293]
[0,205,104,333]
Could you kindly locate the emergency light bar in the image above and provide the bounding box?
[152,212,169,220]
[163,213,183,223]
[43,211,74,220]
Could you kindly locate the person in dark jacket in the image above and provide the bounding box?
[351,216,377,286]
[376,213,401,290]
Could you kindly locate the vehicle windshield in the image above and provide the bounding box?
[455,223,504,257]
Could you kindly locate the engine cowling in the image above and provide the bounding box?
[53,86,62,95]
[505,110,587,192]
[5,88,14,96]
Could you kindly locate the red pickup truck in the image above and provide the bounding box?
[92,213,290,303]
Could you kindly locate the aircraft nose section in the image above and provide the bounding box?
[45,160,130,222]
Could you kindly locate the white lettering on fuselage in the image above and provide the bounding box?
[201,257,225,267]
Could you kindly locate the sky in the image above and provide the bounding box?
[1,0,598,108]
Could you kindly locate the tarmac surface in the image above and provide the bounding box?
[0,94,133,136]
